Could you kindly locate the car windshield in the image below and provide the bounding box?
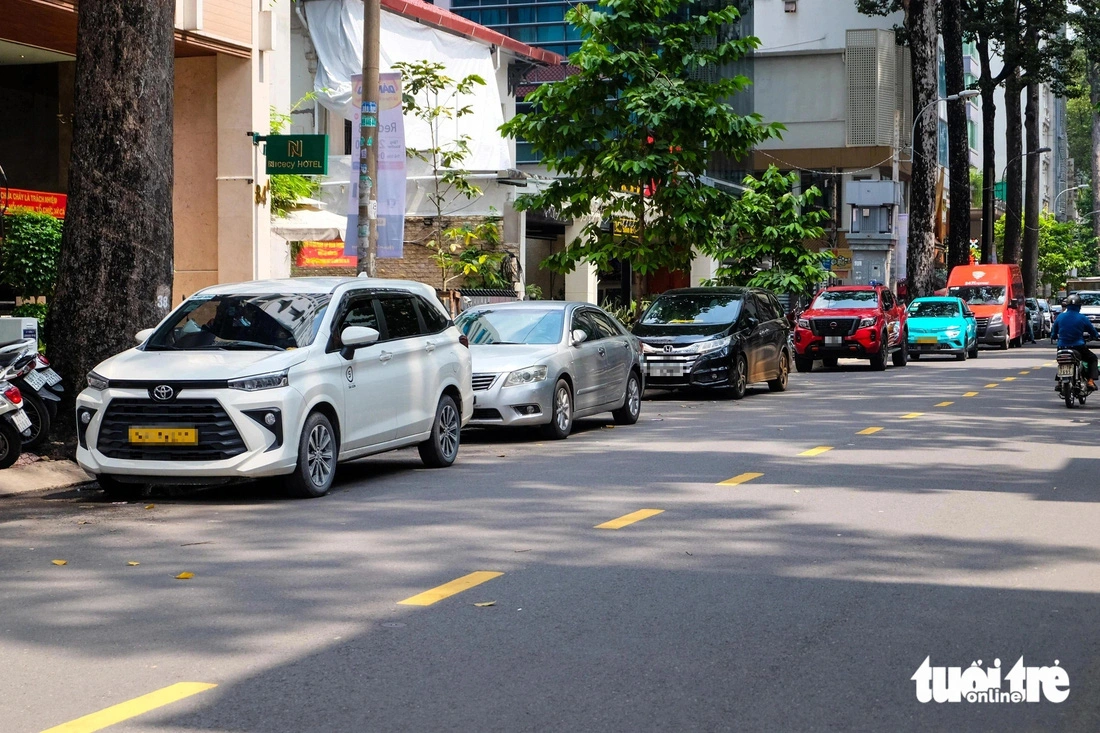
[1076,292,1100,306]
[455,308,565,345]
[948,285,1006,305]
[908,301,960,318]
[640,293,743,325]
[147,293,331,351]
[810,291,878,310]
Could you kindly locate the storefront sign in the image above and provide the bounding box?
[295,241,356,268]
[4,188,67,218]
[266,135,329,175]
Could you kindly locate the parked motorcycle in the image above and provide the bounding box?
[0,340,61,449]
[0,351,38,468]
[1055,347,1095,408]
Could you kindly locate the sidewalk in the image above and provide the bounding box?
[0,454,94,497]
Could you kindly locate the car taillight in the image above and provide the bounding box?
[459,334,469,348]
[4,386,21,405]
[37,355,50,366]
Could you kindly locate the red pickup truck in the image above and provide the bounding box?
[792,285,908,371]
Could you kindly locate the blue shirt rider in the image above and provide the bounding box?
[1051,294,1100,387]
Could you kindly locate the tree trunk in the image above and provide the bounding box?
[1023,80,1041,297]
[907,0,939,298]
[944,0,971,270]
[1091,62,1100,269]
[978,36,997,265]
[45,0,175,431]
[1003,73,1024,264]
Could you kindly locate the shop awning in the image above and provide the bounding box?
[270,208,348,243]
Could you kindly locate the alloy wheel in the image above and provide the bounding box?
[307,424,334,487]
[736,358,747,393]
[438,402,460,460]
[555,385,572,432]
[626,376,641,418]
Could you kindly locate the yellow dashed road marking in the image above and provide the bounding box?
[799,446,834,457]
[595,509,664,530]
[40,683,217,733]
[398,571,503,606]
[934,401,954,407]
[985,383,999,388]
[718,472,764,486]
[1003,377,1016,381]
[900,413,923,419]
[963,392,979,397]
[857,427,883,435]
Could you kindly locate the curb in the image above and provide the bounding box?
[0,458,94,497]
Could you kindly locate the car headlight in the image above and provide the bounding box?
[797,318,810,329]
[858,317,877,328]
[990,313,1003,325]
[640,342,662,354]
[687,336,732,354]
[228,369,289,392]
[503,365,548,387]
[86,371,109,391]
[944,327,961,338]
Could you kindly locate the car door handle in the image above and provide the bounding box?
[379,351,393,363]
[425,341,436,353]
[598,346,606,356]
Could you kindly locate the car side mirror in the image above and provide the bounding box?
[571,329,588,346]
[135,328,155,344]
[746,317,759,329]
[340,326,380,359]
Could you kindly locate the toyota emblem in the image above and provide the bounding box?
[152,384,175,402]
[663,345,674,353]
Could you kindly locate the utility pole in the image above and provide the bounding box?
[357,0,381,276]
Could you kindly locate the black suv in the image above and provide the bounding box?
[632,287,791,399]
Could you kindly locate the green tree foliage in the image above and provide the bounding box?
[434,216,511,290]
[703,167,829,293]
[994,213,1096,292]
[269,94,320,217]
[0,210,62,298]
[500,0,780,280]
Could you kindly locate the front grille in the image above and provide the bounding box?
[472,373,498,391]
[472,408,502,421]
[97,399,247,461]
[810,318,858,337]
[975,317,990,336]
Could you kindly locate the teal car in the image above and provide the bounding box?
[906,297,979,361]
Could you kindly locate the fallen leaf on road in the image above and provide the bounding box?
[498,454,506,457]
[175,572,194,580]
[474,601,495,607]
[127,562,140,566]
[51,559,67,566]
[145,504,155,510]
[514,548,531,553]
[794,490,800,493]
[180,541,213,547]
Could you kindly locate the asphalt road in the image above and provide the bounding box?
[3,344,1100,732]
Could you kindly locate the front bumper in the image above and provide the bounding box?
[643,349,731,389]
[75,386,301,481]
[468,375,555,427]
[908,336,966,355]
[977,322,1007,346]
[794,330,879,359]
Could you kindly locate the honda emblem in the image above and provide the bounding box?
[663,345,674,353]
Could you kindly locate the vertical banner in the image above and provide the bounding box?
[896,213,909,285]
[377,72,406,258]
[345,73,406,258]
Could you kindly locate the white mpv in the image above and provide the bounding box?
[75,278,473,498]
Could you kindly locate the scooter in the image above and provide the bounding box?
[0,351,39,468]
[1055,346,1096,408]
[0,340,61,449]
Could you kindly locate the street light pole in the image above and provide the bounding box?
[1053,185,1088,219]
[906,90,979,163]
[987,146,1051,264]
[357,0,381,276]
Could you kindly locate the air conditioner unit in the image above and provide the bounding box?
[175,0,203,31]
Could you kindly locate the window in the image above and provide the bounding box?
[882,289,895,310]
[148,293,331,351]
[571,311,602,342]
[767,293,786,320]
[416,296,451,334]
[587,311,622,339]
[379,297,422,339]
[331,297,379,349]
[753,293,773,322]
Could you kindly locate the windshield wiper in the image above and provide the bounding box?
[205,341,286,351]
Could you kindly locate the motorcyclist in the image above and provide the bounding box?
[1051,294,1100,390]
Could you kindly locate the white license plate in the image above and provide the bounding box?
[1058,364,1074,377]
[11,409,31,433]
[41,368,61,386]
[825,336,843,345]
[649,364,684,377]
[22,370,46,391]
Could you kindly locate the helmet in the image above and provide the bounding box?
[1065,294,1082,310]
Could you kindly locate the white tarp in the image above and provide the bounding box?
[304,0,511,171]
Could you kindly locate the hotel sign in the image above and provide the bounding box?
[265,134,329,175]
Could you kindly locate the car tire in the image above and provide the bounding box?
[419,394,461,468]
[285,411,338,498]
[19,390,51,451]
[0,420,22,470]
[794,356,813,373]
[870,337,888,371]
[612,371,642,425]
[892,335,908,367]
[730,354,748,400]
[968,340,979,359]
[821,356,838,369]
[768,351,790,392]
[1000,336,1009,350]
[541,379,573,440]
[97,474,145,501]
[956,350,967,361]
[910,352,921,361]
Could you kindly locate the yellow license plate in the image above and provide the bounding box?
[917,337,938,344]
[128,427,198,445]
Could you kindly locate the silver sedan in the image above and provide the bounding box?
[455,302,645,439]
